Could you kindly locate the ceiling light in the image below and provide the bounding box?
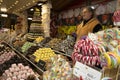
[30,8,34,11]
[1,7,7,12]
[33,0,35,3]
[0,0,3,2]
[12,4,15,6]
[28,3,30,5]
[38,3,42,6]
[23,6,25,8]
[1,14,8,17]
[28,18,32,20]
[91,6,95,9]
[15,1,19,4]
[26,4,29,6]
[9,6,12,9]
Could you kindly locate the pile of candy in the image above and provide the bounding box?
[33,48,56,62]
[45,38,62,50]
[34,36,44,43]
[72,37,100,66]
[101,45,120,68]
[59,35,75,55]
[43,55,72,80]
[0,51,16,65]
[21,42,35,53]
[1,63,35,80]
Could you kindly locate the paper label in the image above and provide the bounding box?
[73,61,102,80]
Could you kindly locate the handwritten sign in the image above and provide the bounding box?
[73,61,102,80]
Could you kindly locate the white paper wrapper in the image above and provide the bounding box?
[74,8,81,17]
[95,4,106,15]
[106,1,116,13]
[68,9,74,18]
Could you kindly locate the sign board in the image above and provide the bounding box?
[73,61,102,80]
[37,60,46,70]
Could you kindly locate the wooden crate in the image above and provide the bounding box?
[101,66,120,80]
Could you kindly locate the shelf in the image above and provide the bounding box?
[53,50,72,60]
[3,42,44,75]
[31,21,42,23]
[3,42,72,74]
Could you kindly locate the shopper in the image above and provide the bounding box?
[76,6,102,41]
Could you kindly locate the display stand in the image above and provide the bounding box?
[4,41,73,74]
[3,42,44,75]
[53,50,71,58]
[29,8,43,33]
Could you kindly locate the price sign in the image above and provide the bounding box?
[37,60,46,70]
[73,61,102,80]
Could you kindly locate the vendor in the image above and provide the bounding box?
[76,6,102,41]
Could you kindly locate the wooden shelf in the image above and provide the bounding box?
[31,21,42,23]
[53,50,71,58]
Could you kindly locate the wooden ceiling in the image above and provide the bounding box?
[51,0,115,11]
[0,0,47,13]
[0,0,115,14]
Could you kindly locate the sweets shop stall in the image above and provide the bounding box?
[0,0,120,80]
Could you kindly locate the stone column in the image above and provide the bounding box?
[41,1,52,37]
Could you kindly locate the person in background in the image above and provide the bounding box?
[76,14,82,26]
[76,6,102,42]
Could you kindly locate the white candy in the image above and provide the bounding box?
[6,78,12,80]
[9,68,14,72]
[17,75,22,79]
[24,66,29,70]
[5,70,9,74]
[20,66,25,70]
[8,73,12,77]
[11,64,17,68]
[30,72,35,75]
[26,73,30,76]
[12,76,17,80]
[28,69,33,73]
[15,67,20,72]
[18,71,23,75]
[21,73,26,79]
[13,72,18,76]
[18,63,23,68]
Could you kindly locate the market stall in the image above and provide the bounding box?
[0,0,120,80]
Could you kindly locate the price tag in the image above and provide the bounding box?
[37,60,46,70]
[73,61,102,80]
